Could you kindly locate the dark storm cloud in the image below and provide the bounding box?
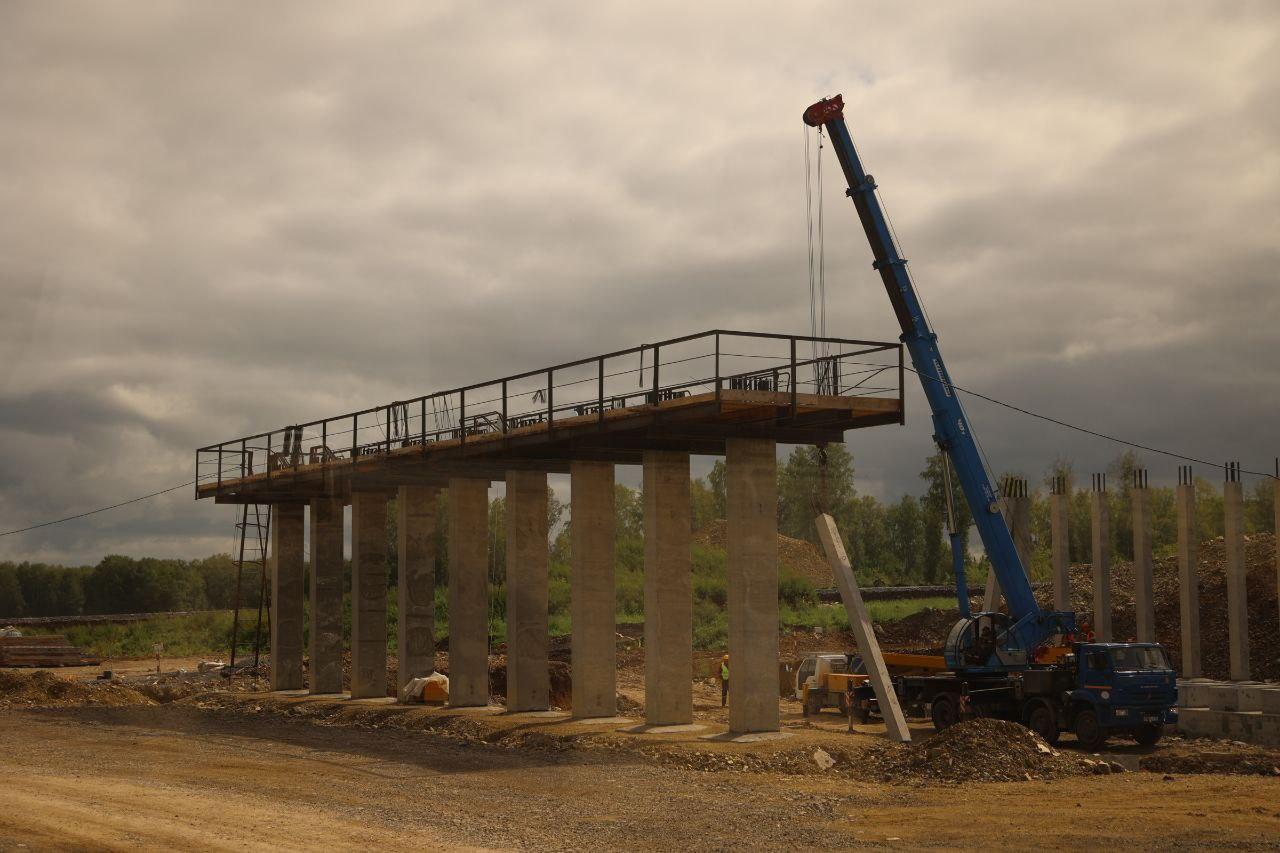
[1,1,1276,562]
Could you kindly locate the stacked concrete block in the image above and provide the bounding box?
[1178,680,1280,748]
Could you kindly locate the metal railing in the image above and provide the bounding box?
[195,330,903,494]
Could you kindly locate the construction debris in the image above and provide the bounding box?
[1139,739,1280,777]
[0,669,152,708]
[863,719,1091,783]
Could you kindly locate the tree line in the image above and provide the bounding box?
[3,446,1274,619]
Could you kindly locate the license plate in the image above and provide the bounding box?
[1143,714,1160,723]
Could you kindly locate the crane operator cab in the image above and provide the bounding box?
[944,611,1029,672]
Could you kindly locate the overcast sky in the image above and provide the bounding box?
[1,2,1276,565]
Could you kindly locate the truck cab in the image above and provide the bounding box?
[1067,643,1177,749]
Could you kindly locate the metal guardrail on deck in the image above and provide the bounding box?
[195,330,904,494]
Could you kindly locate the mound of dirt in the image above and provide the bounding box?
[485,656,574,708]
[695,520,834,588]
[0,670,153,709]
[1139,740,1280,777]
[1036,533,1279,682]
[864,719,1091,783]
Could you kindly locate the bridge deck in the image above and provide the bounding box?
[195,330,904,503]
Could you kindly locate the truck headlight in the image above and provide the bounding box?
[1101,691,1110,700]
[1114,708,1129,717]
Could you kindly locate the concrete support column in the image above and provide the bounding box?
[1131,474,1155,642]
[1224,475,1250,681]
[1049,478,1070,612]
[643,451,692,726]
[1275,475,1279,643]
[308,497,345,694]
[570,461,616,719]
[1175,471,1202,679]
[726,438,779,734]
[447,478,490,707]
[269,503,305,691]
[1090,479,1112,642]
[350,492,389,699]
[505,470,550,712]
[397,485,438,692]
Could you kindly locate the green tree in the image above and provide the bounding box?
[0,563,25,617]
[777,444,854,543]
[707,460,727,519]
[1246,477,1276,534]
[690,477,719,530]
[920,452,971,583]
[884,495,924,581]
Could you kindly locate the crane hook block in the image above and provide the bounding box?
[803,94,845,127]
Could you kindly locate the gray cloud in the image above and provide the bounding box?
[1,1,1277,563]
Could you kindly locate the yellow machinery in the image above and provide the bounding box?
[796,651,946,719]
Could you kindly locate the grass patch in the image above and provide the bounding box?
[64,611,238,659]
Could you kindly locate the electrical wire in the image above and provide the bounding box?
[0,479,197,537]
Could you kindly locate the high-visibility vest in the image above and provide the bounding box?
[721,663,729,680]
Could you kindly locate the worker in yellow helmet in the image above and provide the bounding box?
[719,654,729,707]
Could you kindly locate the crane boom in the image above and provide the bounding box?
[804,95,1070,660]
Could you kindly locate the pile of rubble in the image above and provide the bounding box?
[694,519,834,587]
[863,719,1093,783]
[1139,739,1280,777]
[0,669,153,709]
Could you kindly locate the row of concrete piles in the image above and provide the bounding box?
[266,439,783,734]
[994,466,1280,745]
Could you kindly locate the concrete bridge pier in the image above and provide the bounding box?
[397,485,438,692]
[1132,473,1155,642]
[1049,477,1070,612]
[448,478,491,707]
[570,460,616,719]
[269,502,305,691]
[643,450,692,726]
[1176,470,1202,678]
[351,491,390,699]
[725,438,779,734]
[309,497,345,694]
[1224,473,1250,681]
[505,470,550,712]
[1090,477,1112,641]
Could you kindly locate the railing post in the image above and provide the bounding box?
[460,389,467,448]
[321,420,327,460]
[547,370,554,433]
[597,357,605,427]
[714,333,721,403]
[385,406,392,455]
[502,380,509,433]
[266,431,273,480]
[652,345,660,404]
[216,448,222,489]
[789,337,798,417]
[241,439,247,476]
[351,413,358,464]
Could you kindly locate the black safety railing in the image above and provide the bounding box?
[195,330,903,495]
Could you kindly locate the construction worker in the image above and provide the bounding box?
[719,654,729,707]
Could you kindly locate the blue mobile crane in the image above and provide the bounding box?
[804,95,1176,747]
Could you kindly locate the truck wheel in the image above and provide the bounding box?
[1073,708,1107,751]
[850,703,871,724]
[931,694,959,731]
[1133,723,1163,746]
[1026,703,1060,746]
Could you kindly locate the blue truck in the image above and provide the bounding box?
[804,95,1177,748]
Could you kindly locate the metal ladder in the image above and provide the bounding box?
[229,503,272,670]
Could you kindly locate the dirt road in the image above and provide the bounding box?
[1,706,1277,851]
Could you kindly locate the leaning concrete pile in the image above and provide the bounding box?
[863,718,1093,783]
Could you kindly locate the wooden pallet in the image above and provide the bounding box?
[0,634,100,667]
